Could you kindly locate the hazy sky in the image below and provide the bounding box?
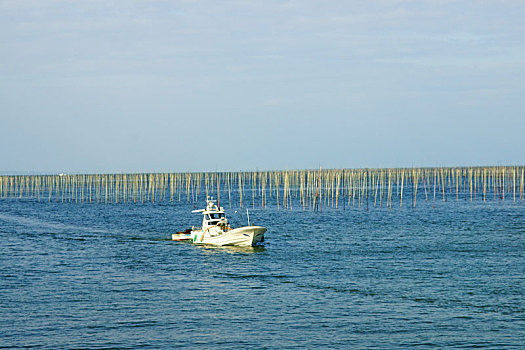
[1,0,524,173]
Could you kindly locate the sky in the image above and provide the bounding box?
[1,0,524,173]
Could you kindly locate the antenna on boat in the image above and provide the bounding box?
[246,209,250,226]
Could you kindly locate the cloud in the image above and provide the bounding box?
[1,0,524,171]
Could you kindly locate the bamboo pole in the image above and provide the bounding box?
[413,169,419,208]
[520,167,525,200]
[400,170,404,208]
[513,167,516,202]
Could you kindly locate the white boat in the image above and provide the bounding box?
[172,197,266,247]
[171,228,192,242]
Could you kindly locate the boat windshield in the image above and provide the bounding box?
[207,213,225,220]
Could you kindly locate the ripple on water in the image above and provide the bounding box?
[0,199,524,348]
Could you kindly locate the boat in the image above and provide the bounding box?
[172,197,266,247]
[171,228,192,241]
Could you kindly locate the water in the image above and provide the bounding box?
[1,198,524,348]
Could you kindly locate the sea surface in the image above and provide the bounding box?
[1,198,524,349]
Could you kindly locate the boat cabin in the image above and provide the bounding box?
[192,197,229,229]
[205,212,225,226]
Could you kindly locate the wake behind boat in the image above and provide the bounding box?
[172,198,266,247]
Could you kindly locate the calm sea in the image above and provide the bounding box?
[1,198,524,349]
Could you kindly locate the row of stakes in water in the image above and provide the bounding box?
[0,166,524,209]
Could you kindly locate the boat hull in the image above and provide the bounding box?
[171,233,192,241]
[192,226,266,247]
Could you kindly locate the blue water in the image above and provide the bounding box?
[1,198,524,349]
